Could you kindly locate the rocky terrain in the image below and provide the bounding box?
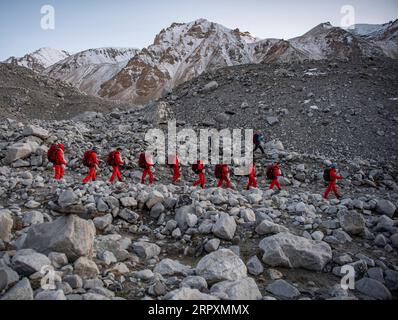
[0,63,129,121]
[0,99,397,300]
[162,58,398,163]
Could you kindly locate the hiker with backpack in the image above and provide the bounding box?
[192,160,205,189]
[48,143,67,180]
[139,152,154,185]
[323,163,343,199]
[247,161,258,190]
[267,162,282,191]
[108,148,124,183]
[82,147,99,184]
[215,164,231,189]
[168,154,181,184]
[253,132,265,155]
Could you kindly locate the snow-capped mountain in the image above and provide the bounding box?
[289,22,384,61]
[4,47,70,72]
[44,47,139,96]
[99,19,259,102]
[349,20,398,58]
[5,19,397,104]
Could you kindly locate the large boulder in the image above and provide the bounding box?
[12,249,51,276]
[376,200,396,217]
[356,278,392,300]
[255,220,289,236]
[4,142,39,164]
[1,278,33,300]
[23,215,96,262]
[212,213,237,241]
[259,232,332,271]
[338,210,366,235]
[0,209,13,242]
[22,125,49,139]
[210,277,262,300]
[196,249,247,284]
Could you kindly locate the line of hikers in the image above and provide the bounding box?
[47,142,343,200]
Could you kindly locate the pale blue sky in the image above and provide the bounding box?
[0,0,397,60]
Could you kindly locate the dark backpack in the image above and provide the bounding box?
[107,151,118,166]
[139,153,148,169]
[215,164,224,179]
[266,165,276,180]
[323,168,331,182]
[192,162,202,174]
[47,144,59,164]
[83,151,95,167]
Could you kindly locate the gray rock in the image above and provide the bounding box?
[22,211,44,227]
[384,270,398,291]
[93,214,113,231]
[367,268,384,283]
[196,249,247,284]
[390,233,398,248]
[180,276,208,291]
[22,125,49,139]
[4,142,39,164]
[259,232,332,271]
[132,242,161,259]
[58,190,79,208]
[204,239,220,253]
[376,200,396,217]
[212,213,237,241]
[266,279,300,299]
[153,259,191,276]
[73,257,99,279]
[203,81,219,93]
[35,290,67,300]
[0,266,19,292]
[23,215,96,262]
[338,210,366,235]
[246,256,264,276]
[48,252,68,269]
[63,275,83,289]
[164,287,218,300]
[0,209,13,242]
[255,220,289,235]
[118,209,139,223]
[175,205,197,231]
[355,278,392,300]
[12,249,51,276]
[1,278,33,300]
[211,277,262,300]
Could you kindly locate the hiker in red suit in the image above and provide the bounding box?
[140,152,154,185]
[216,164,231,189]
[169,154,181,184]
[324,164,343,199]
[247,162,258,190]
[48,143,67,180]
[82,147,99,184]
[268,162,282,191]
[108,148,124,183]
[192,160,205,189]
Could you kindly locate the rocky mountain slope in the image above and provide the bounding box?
[0,104,397,301]
[0,63,128,121]
[4,48,70,73]
[160,58,398,164]
[44,48,139,96]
